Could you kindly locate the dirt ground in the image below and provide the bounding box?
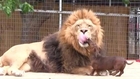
[0,60,139,79]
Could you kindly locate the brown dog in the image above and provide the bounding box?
[90,55,133,76]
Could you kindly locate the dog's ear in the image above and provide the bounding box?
[95,52,101,57]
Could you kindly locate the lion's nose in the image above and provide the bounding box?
[80,29,88,34]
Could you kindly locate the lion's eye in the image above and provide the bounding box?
[88,25,92,27]
[76,24,80,28]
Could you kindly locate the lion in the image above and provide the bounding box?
[0,9,103,76]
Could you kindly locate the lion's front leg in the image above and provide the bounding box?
[71,66,93,75]
[6,55,29,76]
[0,66,10,75]
[7,62,26,77]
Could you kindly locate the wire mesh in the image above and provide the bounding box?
[0,0,140,59]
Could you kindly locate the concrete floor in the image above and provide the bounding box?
[0,60,139,79]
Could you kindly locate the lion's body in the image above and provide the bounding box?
[0,9,103,76]
[0,41,46,75]
[34,32,91,74]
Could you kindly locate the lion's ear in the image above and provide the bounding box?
[96,25,104,48]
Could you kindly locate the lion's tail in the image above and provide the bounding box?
[125,61,134,65]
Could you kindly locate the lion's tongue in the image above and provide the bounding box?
[79,33,88,44]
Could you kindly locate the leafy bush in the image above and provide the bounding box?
[0,0,34,16]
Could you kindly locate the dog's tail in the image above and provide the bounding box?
[125,61,134,65]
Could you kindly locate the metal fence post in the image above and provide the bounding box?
[59,0,62,30]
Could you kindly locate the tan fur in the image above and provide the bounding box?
[71,66,93,75]
[0,41,46,76]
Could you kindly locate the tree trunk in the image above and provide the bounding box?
[20,0,52,43]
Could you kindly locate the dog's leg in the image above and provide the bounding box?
[99,70,108,76]
[109,70,116,75]
[111,70,119,76]
[90,69,95,76]
[96,71,101,76]
[71,66,93,75]
[116,70,124,77]
[108,70,112,75]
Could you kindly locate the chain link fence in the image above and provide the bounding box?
[0,0,140,59]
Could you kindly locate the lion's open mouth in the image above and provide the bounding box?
[78,33,90,47]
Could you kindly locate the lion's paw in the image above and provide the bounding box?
[12,70,25,77]
[0,67,5,75]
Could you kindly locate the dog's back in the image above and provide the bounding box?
[91,56,116,70]
[91,55,133,76]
